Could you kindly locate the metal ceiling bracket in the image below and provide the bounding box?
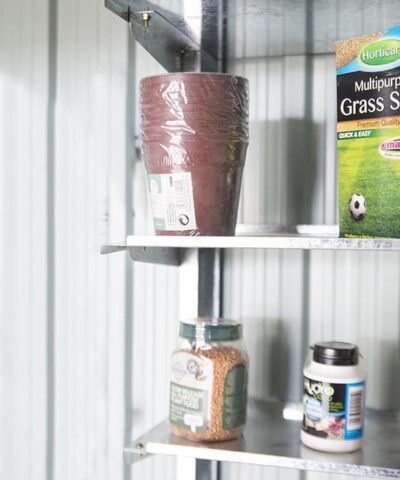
[129,8,201,72]
[105,0,223,72]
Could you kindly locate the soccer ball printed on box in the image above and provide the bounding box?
[349,194,367,221]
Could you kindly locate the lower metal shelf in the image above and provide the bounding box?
[125,400,400,478]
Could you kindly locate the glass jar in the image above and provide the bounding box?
[169,317,248,442]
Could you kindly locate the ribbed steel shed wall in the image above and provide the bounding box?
[1,1,399,480]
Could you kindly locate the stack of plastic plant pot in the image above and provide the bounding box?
[140,72,249,236]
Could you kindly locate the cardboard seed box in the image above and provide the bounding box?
[337,25,400,238]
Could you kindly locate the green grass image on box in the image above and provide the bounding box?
[339,129,400,237]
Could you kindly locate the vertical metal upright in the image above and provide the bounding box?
[105,1,228,478]
[175,3,226,479]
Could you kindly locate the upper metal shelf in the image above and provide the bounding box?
[124,400,400,478]
[101,226,400,266]
[105,0,400,71]
[225,0,400,58]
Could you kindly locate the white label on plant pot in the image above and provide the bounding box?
[147,172,197,231]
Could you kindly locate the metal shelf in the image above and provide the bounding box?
[101,226,400,265]
[125,400,400,478]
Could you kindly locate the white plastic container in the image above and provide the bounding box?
[301,342,366,453]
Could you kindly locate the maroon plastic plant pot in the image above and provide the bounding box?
[140,73,249,236]
[142,140,247,236]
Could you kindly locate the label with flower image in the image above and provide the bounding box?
[302,376,365,441]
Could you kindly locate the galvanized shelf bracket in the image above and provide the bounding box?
[129,8,202,72]
[105,0,225,72]
[124,441,149,464]
[128,246,181,265]
[100,243,181,265]
[100,244,128,255]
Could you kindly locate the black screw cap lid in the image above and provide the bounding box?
[312,341,359,366]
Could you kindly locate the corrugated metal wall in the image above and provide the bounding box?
[1,0,49,478]
[1,0,132,479]
[1,1,399,480]
[53,1,130,478]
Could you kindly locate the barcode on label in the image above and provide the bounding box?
[348,387,364,429]
[148,172,196,231]
[173,178,188,211]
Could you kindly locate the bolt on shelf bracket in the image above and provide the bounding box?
[128,9,202,72]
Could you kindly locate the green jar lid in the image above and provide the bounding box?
[179,317,242,342]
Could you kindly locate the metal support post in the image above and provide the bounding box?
[179,248,223,319]
[177,247,223,480]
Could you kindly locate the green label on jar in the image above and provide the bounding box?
[169,351,213,434]
[170,382,208,433]
[222,364,248,430]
